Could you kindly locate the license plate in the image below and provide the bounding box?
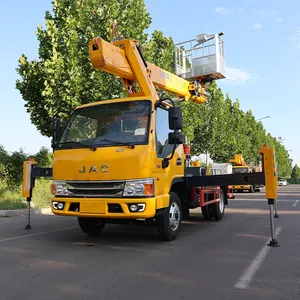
[80,202,106,214]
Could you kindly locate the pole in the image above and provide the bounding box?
[24,196,32,230]
[274,199,279,218]
[267,199,279,247]
[24,173,35,230]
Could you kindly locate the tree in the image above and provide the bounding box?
[34,146,53,167]
[0,146,9,182]
[143,30,175,73]
[4,148,29,190]
[0,145,53,190]
[291,164,300,179]
[16,0,151,137]
[188,83,293,176]
[190,82,223,156]
[14,0,293,175]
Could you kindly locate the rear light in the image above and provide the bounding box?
[183,144,190,154]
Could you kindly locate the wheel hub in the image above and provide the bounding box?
[219,193,224,213]
[169,202,181,231]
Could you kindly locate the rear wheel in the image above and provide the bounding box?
[78,217,106,236]
[201,205,213,220]
[157,193,182,241]
[209,189,225,221]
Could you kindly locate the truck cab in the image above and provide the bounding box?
[51,96,189,240]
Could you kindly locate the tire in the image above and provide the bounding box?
[182,203,190,221]
[157,192,182,241]
[78,217,106,236]
[201,205,213,220]
[209,189,225,221]
[201,193,213,220]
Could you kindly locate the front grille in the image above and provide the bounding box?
[66,181,125,198]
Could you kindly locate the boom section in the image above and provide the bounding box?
[88,37,206,103]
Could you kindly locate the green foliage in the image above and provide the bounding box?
[0,184,26,210]
[0,200,26,210]
[31,179,52,209]
[0,179,51,209]
[180,101,204,143]
[291,164,300,179]
[0,146,53,190]
[143,30,175,73]
[3,149,28,190]
[13,0,292,187]
[188,82,292,178]
[0,146,53,209]
[288,178,300,184]
[16,0,151,137]
[34,146,53,167]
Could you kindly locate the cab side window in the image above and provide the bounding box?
[155,107,173,158]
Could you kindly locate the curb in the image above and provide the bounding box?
[0,207,53,218]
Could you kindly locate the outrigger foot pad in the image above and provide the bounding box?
[267,239,280,247]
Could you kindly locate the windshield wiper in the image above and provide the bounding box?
[58,141,97,151]
[100,139,135,149]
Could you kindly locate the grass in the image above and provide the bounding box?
[0,200,26,210]
[0,179,52,210]
[0,188,26,210]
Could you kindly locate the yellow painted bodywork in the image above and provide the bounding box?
[230,158,251,190]
[51,97,185,218]
[22,159,37,198]
[233,185,251,190]
[53,197,157,219]
[89,38,206,103]
[259,144,278,199]
[229,154,246,166]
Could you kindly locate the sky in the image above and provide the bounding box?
[0,0,299,166]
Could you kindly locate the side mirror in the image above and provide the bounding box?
[168,132,185,145]
[52,118,62,142]
[168,107,183,130]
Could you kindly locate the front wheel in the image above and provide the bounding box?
[78,217,106,236]
[157,192,182,241]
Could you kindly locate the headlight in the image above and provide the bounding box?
[123,179,154,197]
[51,180,70,196]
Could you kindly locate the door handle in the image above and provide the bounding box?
[176,158,182,166]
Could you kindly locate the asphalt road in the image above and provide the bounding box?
[0,185,300,300]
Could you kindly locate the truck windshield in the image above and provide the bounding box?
[57,100,152,149]
[232,167,249,174]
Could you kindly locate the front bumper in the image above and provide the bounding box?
[51,197,157,219]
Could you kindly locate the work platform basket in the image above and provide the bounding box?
[175,33,225,82]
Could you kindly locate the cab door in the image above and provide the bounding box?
[153,106,184,209]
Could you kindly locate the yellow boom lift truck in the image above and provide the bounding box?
[22,23,279,246]
[230,154,261,193]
